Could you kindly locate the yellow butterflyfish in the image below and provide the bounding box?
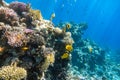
[61,53,69,59]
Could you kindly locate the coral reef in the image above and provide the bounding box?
[29,9,43,21]
[0,1,74,80]
[9,1,28,15]
[0,1,119,80]
[4,27,29,47]
[58,22,120,80]
[0,7,19,25]
[0,64,27,80]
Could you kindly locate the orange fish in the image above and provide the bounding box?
[0,47,4,52]
[21,47,29,51]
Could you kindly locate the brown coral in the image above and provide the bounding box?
[29,9,43,20]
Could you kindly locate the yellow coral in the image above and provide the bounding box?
[61,53,69,59]
[65,44,73,51]
[0,65,27,80]
[47,53,55,64]
[29,9,43,20]
[40,53,55,72]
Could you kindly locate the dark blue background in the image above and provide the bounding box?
[6,0,120,50]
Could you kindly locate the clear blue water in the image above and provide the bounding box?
[7,0,120,51]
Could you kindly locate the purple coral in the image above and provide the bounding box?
[0,7,19,23]
[9,1,28,15]
[4,30,28,47]
[24,29,34,34]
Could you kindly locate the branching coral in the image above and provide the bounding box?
[0,65,27,80]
